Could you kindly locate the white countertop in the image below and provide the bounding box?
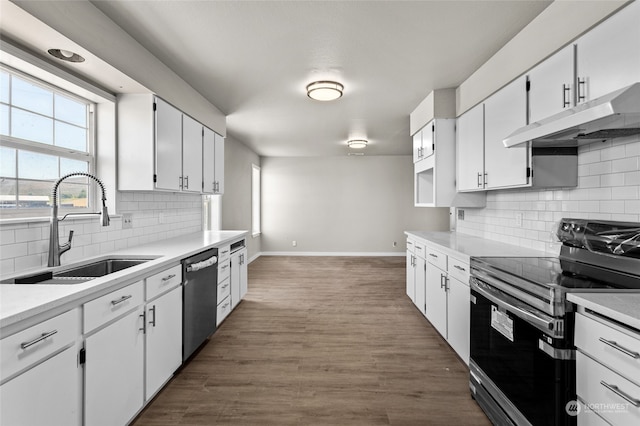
[568,293,640,331]
[0,230,247,330]
[405,231,547,261]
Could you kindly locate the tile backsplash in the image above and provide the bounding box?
[456,135,640,254]
[0,191,202,275]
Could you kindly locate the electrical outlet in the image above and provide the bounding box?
[292,240,297,247]
[122,213,133,229]
[393,241,397,247]
[458,209,465,220]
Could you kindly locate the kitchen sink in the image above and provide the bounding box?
[1,257,153,285]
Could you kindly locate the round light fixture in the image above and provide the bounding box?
[347,139,368,149]
[306,80,343,101]
[47,49,85,63]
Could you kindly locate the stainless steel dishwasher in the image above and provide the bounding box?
[182,248,218,361]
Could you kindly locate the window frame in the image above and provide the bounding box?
[0,64,97,219]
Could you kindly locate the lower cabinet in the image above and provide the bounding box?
[84,306,145,426]
[406,238,471,366]
[230,247,247,309]
[145,285,182,400]
[0,345,80,426]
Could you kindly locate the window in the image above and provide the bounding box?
[0,66,94,217]
[252,164,261,236]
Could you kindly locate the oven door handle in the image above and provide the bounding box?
[471,277,563,337]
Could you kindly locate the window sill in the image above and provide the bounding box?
[0,214,122,226]
[252,232,261,238]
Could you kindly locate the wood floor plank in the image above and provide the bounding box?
[132,256,490,426]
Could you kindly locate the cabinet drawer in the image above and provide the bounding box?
[217,277,231,303]
[218,245,231,263]
[84,281,144,333]
[575,312,640,385]
[413,241,426,259]
[448,257,470,285]
[577,352,640,425]
[146,264,182,301]
[426,247,447,271]
[1,308,79,383]
[217,296,231,326]
[218,259,231,283]
[406,239,415,254]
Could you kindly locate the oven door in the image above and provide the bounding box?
[470,278,576,426]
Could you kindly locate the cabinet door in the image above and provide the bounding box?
[528,44,574,123]
[577,1,640,103]
[0,346,80,426]
[202,127,216,194]
[447,276,470,365]
[239,249,248,300]
[214,132,225,194]
[422,122,434,158]
[456,103,485,191]
[414,256,426,317]
[406,252,415,303]
[484,76,529,189]
[425,263,448,338]
[155,97,183,191]
[85,308,144,426]
[412,130,422,163]
[230,250,241,309]
[182,115,203,193]
[146,286,182,400]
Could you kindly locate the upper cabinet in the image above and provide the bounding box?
[410,89,485,208]
[575,0,640,104]
[118,94,224,194]
[528,45,575,123]
[484,76,529,190]
[456,103,485,192]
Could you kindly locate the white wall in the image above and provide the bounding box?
[456,135,640,253]
[261,156,450,254]
[221,135,261,261]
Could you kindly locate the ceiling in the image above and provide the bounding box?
[8,1,554,157]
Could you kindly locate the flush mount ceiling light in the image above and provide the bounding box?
[306,80,343,101]
[347,139,368,149]
[47,49,85,63]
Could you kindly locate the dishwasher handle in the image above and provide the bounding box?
[186,255,218,272]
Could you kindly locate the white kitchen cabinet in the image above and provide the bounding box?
[576,0,640,104]
[118,94,223,193]
[412,123,434,163]
[203,127,225,194]
[182,114,204,193]
[413,241,427,317]
[425,247,448,338]
[447,275,470,365]
[528,44,575,123]
[456,103,485,192]
[231,247,248,309]
[155,97,183,191]
[414,119,486,207]
[406,239,416,303]
[145,285,182,400]
[0,308,80,426]
[0,345,80,426]
[84,306,145,426]
[484,76,529,190]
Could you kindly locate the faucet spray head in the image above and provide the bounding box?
[101,202,110,226]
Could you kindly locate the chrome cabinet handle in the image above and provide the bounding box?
[600,381,640,407]
[562,84,571,108]
[429,253,438,258]
[222,283,229,289]
[111,295,132,306]
[149,305,156,327]
[454,265,466,272]
[184,176,189,189]
[161,274,176,282]
[477,173,482,187]
[599,338,640,359]
[139,311,146,333]
[179,176,183,188]
[21,330,58,349]
[577,78,586,103]
[484,172,488,186]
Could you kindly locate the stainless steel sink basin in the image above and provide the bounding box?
[1,257,153,285]
[55,259,149,278]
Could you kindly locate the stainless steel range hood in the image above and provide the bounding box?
[504,83,640,148]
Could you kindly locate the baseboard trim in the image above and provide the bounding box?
[259,251,405,257]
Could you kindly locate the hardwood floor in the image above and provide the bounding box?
[132,256,491,425]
